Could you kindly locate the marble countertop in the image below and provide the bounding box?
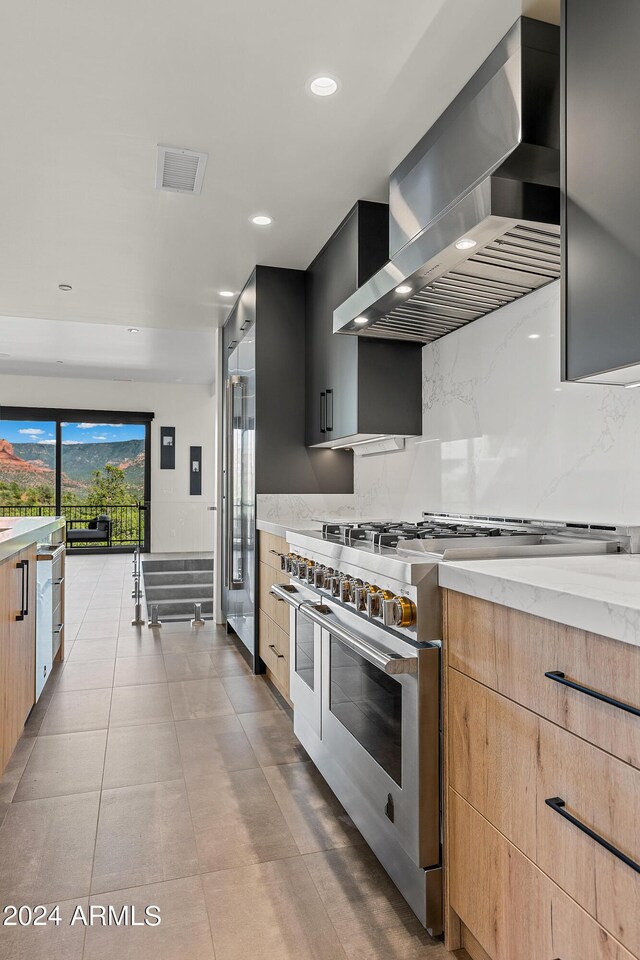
[0,516,66,563]
[256,518,322,540]
[438,553,640,648]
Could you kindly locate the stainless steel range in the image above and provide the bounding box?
[269,513,630,936]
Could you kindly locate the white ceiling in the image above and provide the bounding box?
[0,0,559,347]
[0,316,215,384]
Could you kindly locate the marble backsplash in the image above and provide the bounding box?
[355,280,640,525]
[258,280,640,528]
[256,493,359,525]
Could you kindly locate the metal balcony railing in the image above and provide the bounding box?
[0,503,146,550]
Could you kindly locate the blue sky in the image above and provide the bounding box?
[1,420,145,445]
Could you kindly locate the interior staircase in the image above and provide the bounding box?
[141,556,214,622]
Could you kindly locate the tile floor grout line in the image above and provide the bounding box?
[79,578,121,960]
[84,660,115,905]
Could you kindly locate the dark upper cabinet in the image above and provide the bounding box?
[563,0,640,383]
[224,266,353,493]
[305,201,422,446]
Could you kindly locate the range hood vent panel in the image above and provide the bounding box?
[334,18,560,345]
[364,223,560,343]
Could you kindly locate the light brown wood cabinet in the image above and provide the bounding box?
[0,544,37,776]
[257,532,291,705]
[450,790,636,960]
[447,593,640,769]
[444,590,640,960]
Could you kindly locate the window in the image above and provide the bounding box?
[0,407,153,551]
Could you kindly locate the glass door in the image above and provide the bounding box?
[61,421,146,549]
[0,418,57,517]
[0,408,151,552]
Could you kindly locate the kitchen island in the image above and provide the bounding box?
[0,516,66,777]
[439,553,640,960]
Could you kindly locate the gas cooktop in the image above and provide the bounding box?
[289,513,628,583]
[320,517,547,549]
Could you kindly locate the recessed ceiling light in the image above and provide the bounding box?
[58,284,72,291]
[354,316,368,325]
[528,333,541,340]
[219,290,235,298]
[128,327,140,334]
[309,76,339,97]
[250,214,273,226]
[395,285,412,294]
[455,238,477,251]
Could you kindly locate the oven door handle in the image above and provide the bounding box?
[301,602,418,676]
[270,582,306,609]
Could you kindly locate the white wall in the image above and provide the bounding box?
[354,280,640,525]
[0,374,216,553]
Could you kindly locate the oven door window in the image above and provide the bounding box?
[329,635,402,786]
[295,609,315,690]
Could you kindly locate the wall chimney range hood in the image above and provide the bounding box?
[334,18,560,344]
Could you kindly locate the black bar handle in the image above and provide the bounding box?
[326,388,334,432]
[545,670,640,718]
[545,797,640,874]
[23,559,29,618]
[320,391,326,434]
[15,560,25,621]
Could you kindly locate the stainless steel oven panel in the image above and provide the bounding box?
[286,541,441,643]
[294,708,442,936]
[270,581,322,738]
[318,608,440,870]
[290,603,322,738]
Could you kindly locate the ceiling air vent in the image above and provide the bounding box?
[155,145,208,194]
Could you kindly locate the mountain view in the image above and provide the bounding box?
[0,438,145,504]
[0,420,148,548]
[9,440,144,497]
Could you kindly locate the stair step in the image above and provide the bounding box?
[147,597,214,617]
[142,558,213,573]
[145,583,213,602]
[143,570,213,586]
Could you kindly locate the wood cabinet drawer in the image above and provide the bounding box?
[258,532,288,571]
[449,668,640,956]
[450,789,636,960]
[446,590,640,769]
[0,545,36,776]
[258,561,290,633]
[258,610,289,696]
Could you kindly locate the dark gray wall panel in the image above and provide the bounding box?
[563,0,640,379]
[254,266,353,494]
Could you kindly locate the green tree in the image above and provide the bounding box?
[86,465,138,505]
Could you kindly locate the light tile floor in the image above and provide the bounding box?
[0,553,462,960]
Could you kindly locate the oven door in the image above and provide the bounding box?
[269,583,322,738]
[308,604,440,870]
[290,601,322,737]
